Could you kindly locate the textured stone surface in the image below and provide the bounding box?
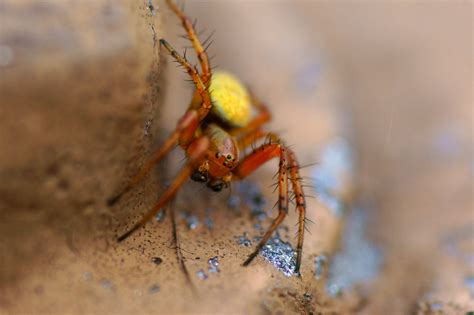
[0,1,341,314]
[1,1,471,314]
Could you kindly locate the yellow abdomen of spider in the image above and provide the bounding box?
[210,71,252,128]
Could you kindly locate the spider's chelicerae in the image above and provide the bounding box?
[109,0,308,275]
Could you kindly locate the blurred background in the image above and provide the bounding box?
[0,0,472,314]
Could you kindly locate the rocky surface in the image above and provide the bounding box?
[1,1,472,314]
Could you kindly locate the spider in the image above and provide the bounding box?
[109,0,308,275]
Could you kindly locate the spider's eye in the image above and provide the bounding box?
[215,152,220,159]
[226,154,232,160]
[191,171,208,182]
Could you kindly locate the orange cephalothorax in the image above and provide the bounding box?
[207,124,239,173]
[189,124,239,191]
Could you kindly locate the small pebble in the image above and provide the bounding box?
[237,233,252,247]
[147,0,157,16]
[151,257,163,265]
[148,284,160,294]
[208,256,220,273]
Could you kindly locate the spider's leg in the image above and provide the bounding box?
[233,144,290,266]
[286,149,306,275]
[231,112,271,139]
[107,110,200,205]
[234,140,307,276]
[160,39,212,120]
[117,136,209,242]
[169,199,197,293]
[236,130,278,151]
[165,0,212,85]
[236,129,266,151]
[233,92,307,274]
